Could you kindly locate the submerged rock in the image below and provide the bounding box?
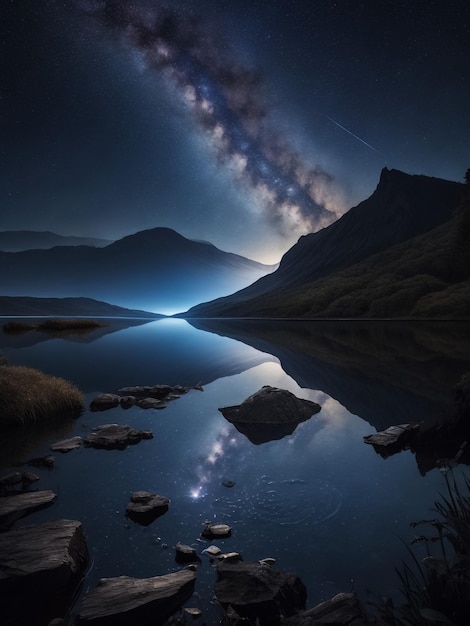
[284,591,367,625]
[84,424,153,450]
[126,491,169,525]
[219,386,321,445]
[76,569,196,626]
[50,436,83,452]
[215,560,306,624]
[26,454,55,468]
[0,471,39,494]
[0,519,88,626]
[0,490,57,529]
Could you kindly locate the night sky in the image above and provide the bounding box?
[2,0,469,263]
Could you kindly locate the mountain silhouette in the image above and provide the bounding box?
[183,169,466,317]
[0,230,112,251]
[0,227,275,313]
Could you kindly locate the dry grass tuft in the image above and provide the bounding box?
[0,365,84,426]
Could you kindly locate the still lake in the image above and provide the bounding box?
[1,318,470,622]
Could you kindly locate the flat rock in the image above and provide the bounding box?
[219,386,321,444]
[0,490,57,529]
[135,397,167,410]
[175,542,201,564]
[215,560,306,623]
[90,393,121,411]
[364,423,420,458]
[284,592,367,625]
[84,424,153,450]
[0,519,88,625]
[126,491,169,525]
[50,436,83,452]
[201,522,232,539]
[76,569,196,626]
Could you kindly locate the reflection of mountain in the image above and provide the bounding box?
[0,227,275,313]
[184,169,466,318]
[0,318,156,351]
[3,320,273,394]
[189,319,470,430]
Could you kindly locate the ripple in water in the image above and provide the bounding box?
[211,477,342,527]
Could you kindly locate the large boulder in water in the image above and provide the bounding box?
[76,569,196,625]
[0,519,88,626]
[215,560,306,624]
[219,386,321,444]
[284,592,367,625]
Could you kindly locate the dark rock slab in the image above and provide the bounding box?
[219,386,321,444]
[76,569,196,626]
[126,491,169,525]
[0,490,57,529]
[215,560,306,624]
[118,384,176,398]
[84,424,153,450]
[363,423,420,458]
[0,519,88,625]
[284,591,367,625]
[50,436,83,452]
[90,393,121,411]
[175,542,201,564]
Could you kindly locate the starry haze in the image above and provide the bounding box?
[1,0,469,263]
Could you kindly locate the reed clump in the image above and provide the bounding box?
[376,471,470,625]
[0,364,84,426]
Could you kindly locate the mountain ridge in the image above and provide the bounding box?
[0,227,276,313]
[0,230,113,252]
[182,169,468,318]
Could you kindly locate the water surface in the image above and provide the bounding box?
[2,318,469,623]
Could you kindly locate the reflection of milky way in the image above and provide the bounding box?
[86,2,339,234]
[212,476,342,526]
[189,426,241,499]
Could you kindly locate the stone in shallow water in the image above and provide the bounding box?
[363,423,420,458]
[0,490,57,529]
[0,519,88,626]
[84,424,153,450]
[215,560,306,623]
[89,393,121,411]
[284,591,367,625]
[201,522,232,539]
[126,491,169,525]
[175,542,201,564]
[219,386,321,444]
[76,569,196,626]
[50,436,82,452]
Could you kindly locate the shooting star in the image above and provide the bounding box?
[326,115,381,154]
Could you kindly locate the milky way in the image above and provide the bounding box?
[84,1,340,235]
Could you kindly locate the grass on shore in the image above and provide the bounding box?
[375,471,470,625]
[0,364,84,425]
[3,318,105,334]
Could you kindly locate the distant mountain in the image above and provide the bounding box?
[184,169,468,318]
[0,230,113,251]
[0,227,276,313]
[0,296,161,318]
